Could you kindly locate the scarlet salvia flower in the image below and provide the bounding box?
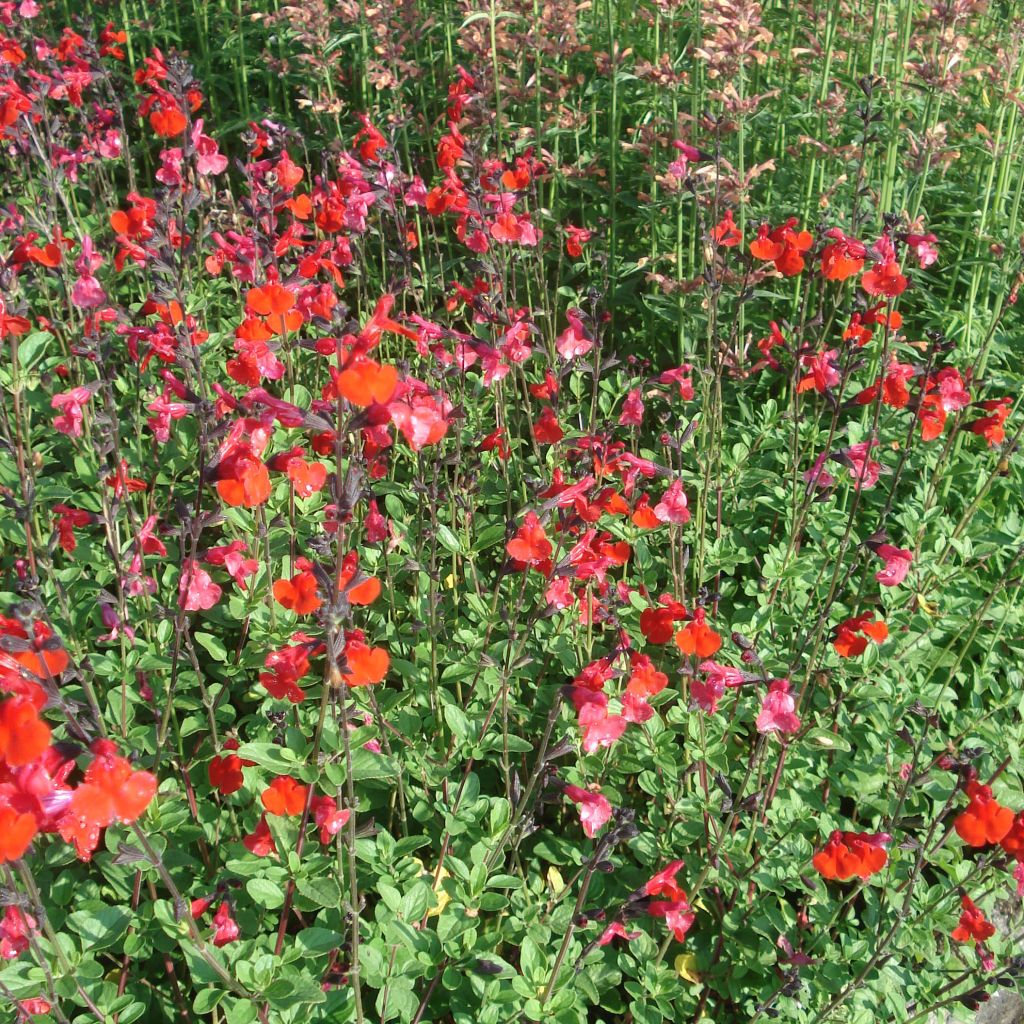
[951,895,995,943]
[261,776,309,816]
[820,228,866,281]
[833,613,888,658]
[755,679,801,735]
[243,814,276,857]
[0,905,36,960]
[813,831,890,880]
[675,610,721,658]
[873,544,913,587]
[506,511,552,567]
[564,224,593,258]
[954,781,1014,847]
[563,784,613,838]
[211,902,240,947]
[340,630,389,688]
[625,654,668,699]
[57,741,157,861]
[750,219,813,276]
[967,398,1012,446]
[710,210,742,248]
[861,235,907,297]
[273,558,322,616]
[311,796,350,844]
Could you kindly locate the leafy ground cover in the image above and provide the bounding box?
[1,1,1023,1022]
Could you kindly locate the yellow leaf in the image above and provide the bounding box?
[674,953,701,984]
[546,866,564,894]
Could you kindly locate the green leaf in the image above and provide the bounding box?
[246,878,285,908]
[67,905,133,951]
[295,928,343,955]
[296,875,341,909]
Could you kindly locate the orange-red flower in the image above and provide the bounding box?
[954,781,1014,847]
[246,283,302,336]
[675,611,721,658]
[273,559,322,616]
[341,631,389,688]
[813,831,889,881]
[261,776,309,816]
[0,804,36,863]
[334,358,398,407]
[506,511,552,566]
[951,895,995,943]
[0,698,51,767]
[833,613,888,658]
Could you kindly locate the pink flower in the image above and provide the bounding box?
[756,679,801,735]
[618,389,644,427]
[156,148,184,187]
[51,386,93,437]
[178,561,222,611]
[578,703,627,753]
[389,390,450,451]
[311,796,351,844]
[204,541,259,590]
[211,902,239,947]
[192,119,228,176]
[0,906,36,960]
[692,660,744,713]
[649,899,695,942]
[243,814,276,857]
[598,921,641,946]
[842,441,882,490]
[621,692,655,724]
[555,310,593,360]
[803,450,835,491]
[1014,861,1024,898]
[653,480,690,525]
[906,233,938,268]
[564,784,613,838]
[70,235,105,309]
[874,544,913,587]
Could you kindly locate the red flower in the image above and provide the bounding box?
[675,610,721,658]
[261,776,309,816]
[208,741,254,796]
[750,219,813,276]
[273,559,322,616]
[337,552,382,606]
[819,228,866,281]
[710,210,742,248]
[833,613,888,658]
[0,803,37,864]
[246,283,302,336]
[211,902,240,947]
[861,235,907,296]
[951,895,995,943]
[57,743,157,861]
[625,654,668,699]
[967,398,1012,447]
[533,406,564,444]
[954,781,1014,847]
[334,358,398,407]
[243,814,277,857]
[506,511,552,567]
[1000,812,1024,861]
[813,831,889,880]
[0,698,51,768]
[341,631,389,688]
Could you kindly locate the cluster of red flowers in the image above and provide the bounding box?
[0,618,156,864]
